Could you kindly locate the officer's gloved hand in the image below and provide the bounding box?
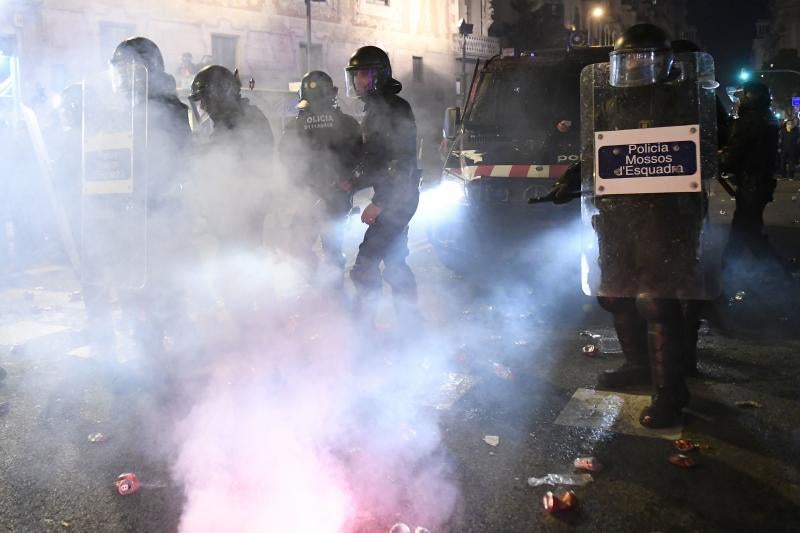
[549,162,582,204]
[361,202,382,225]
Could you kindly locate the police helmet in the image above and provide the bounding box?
[297,70,337,110]
[737,80,771,112]
[345,45,393,98]
[110,37,165,73]
[610,24,673,87]
[189,65,241,104]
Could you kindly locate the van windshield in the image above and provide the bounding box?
[464,64,580,136]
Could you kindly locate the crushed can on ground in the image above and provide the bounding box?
[574,457,603,472]
[668,454,697,468]
[543,490,577,513]
[115,473,141,495]
[673,439,699,453]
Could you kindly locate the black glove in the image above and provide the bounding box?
[551,162,582,204]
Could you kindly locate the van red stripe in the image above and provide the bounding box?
[476,165,494,177]
[509,165,530,177]
[549,164,569,177]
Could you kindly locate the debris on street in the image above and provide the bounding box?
[483,435,500,446]
[581,344,598,356]
[735,400,763,409]
[543,490,577,513]
[492,362,513,380]
[88,433,108,443]
[528,473,593,487]
[669,454,697,468]
[114,473,141,495]
[574,456,603,472]
[673,439,699,453]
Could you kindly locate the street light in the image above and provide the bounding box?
[458,18,473,104]
[589,7,604,46]
[305,0,326,72]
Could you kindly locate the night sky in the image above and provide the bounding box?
[687,0,771,87]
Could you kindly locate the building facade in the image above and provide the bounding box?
[2,1,465,96]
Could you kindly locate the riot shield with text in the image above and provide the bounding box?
[81,62,149,289]
[579,52,719,300]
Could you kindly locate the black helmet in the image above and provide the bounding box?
[344,45,394,98]
[610,24,673,87]
[189,65,241,103]
[737,80,771,112]
[188,65,242,123]
[297,70,337,110]
[110,37,165,73]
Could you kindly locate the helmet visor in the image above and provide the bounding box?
[109,60,148,101]
[609,50,673,87]
[345,67,380,98]
[188,98,213,136]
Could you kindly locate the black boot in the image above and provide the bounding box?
[597,306,650,389]
[682,300,702,377]
[639,306,690,429]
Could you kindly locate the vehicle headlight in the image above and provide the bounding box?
[438,176,467,204]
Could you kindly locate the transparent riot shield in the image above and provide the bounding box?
[579,52,720,300]
[81,62,149,289]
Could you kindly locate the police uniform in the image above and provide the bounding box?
[279,78,361,273]
[345,46,422,325]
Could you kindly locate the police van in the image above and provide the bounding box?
[428,46,612,272]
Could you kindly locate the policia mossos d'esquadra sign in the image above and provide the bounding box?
[80,61,149,290]
[593,124,701,195]
[579,51,720,300]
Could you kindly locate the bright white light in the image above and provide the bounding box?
[416,177,466,224]
[591,7,604,17]
[50,93,62,109]
[437,179,466,204]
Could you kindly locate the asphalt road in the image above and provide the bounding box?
[0,181,799,532]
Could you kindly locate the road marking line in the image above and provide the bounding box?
[555,388,683,440]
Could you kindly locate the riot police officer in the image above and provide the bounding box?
[189,65,273,150]
[720,80,780,263]
[279,70,361,282]
[554,25,719,428]
[779,119,798,179]
[343,46,422,326]
[99,37,191,359]
[188,65,273,249]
